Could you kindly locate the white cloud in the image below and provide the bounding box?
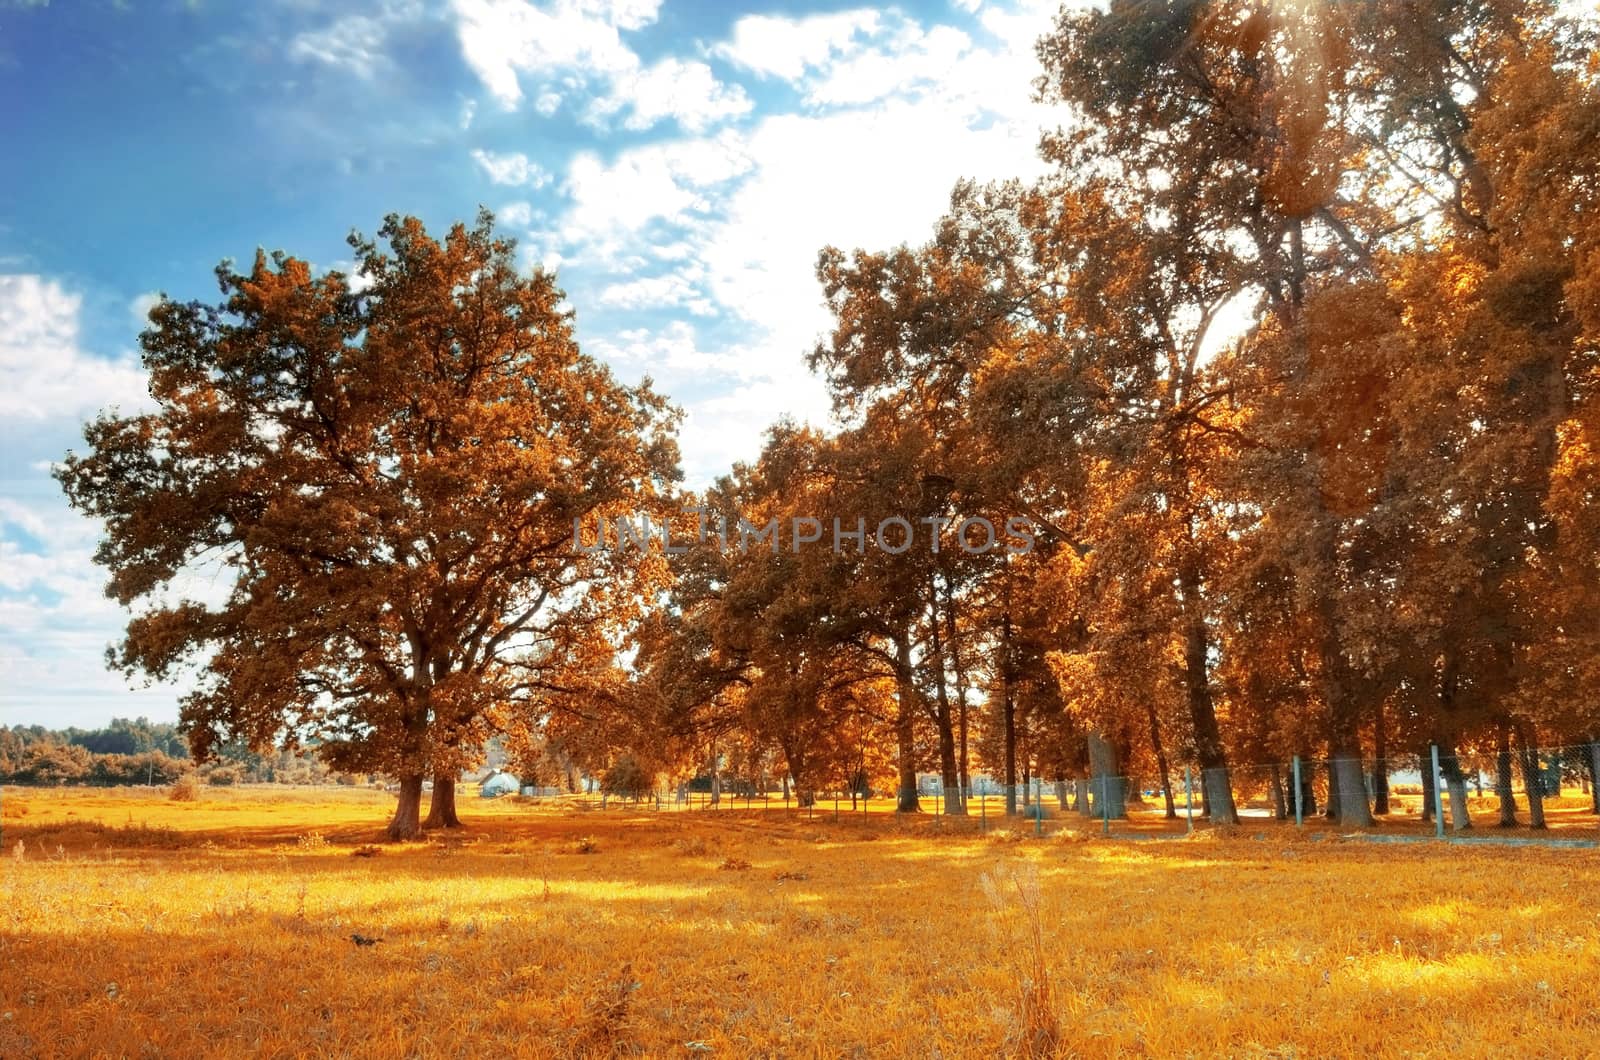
[471,148,551,187]
[0,492,187,729]
[588,320,744,378]
[544,1,1062,486]
[287,2,424,79]
[289,15,388,77]
[452,1,747,132]
[450,0,662,109]
[595,273,716,316]
[560,132,752,258]
[803,24,974,107]
[498,200,535,227]
[591,57,752,133]
[716,10,882,81]
[0,275,150,423]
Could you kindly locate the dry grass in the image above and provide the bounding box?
[1,785,1597,1058]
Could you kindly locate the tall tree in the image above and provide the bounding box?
[58,212,678,839]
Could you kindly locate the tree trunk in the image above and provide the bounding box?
[1074,778,1091,816]
[1446,772,1471,832]
[779,740,813,809]
[1001,598,1017,816]
[1055,779,1070,812]
[1588,741,1600,815]
[1295,758,1318,818]
[894,633,921,813]
[1144,703,1177,820]
[1419,748,1436,824]
[943,573,971,800]
[1517,725,1546,829]
[928,579,964,815]
[424,773,462,829]
[1495,720,1518,827]
[1087,733,1125,819]
[1438,745,1470,832]
[387,774,424,841]
[1324,756,1340,821]
[1317,564,1372,826]
[1179,562,1237,824]
[1372,705,1390,815]
[1269,763,1287,821]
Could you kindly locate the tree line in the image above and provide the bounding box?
[57,0,1600,836]
[0,721,364,787]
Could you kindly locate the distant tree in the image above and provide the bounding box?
[601,755,650,801]
[58,212,679,839]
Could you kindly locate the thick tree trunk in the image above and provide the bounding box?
[1446,773,1471,831]
[894,634,921,813]
[1269,763,1287,821]
[1144,703,1177,820]
[1179,563,1237,825]
[1439,754,1469,833]
[779,740,813,809]
[1074,778,1091,816]
[387,774,424,841]
[1087,733,1126,819]
[1517,725,1546,829]
[1331,750,1372,829]
[1372,706,1390,815]
[1316,551,1371,827]
[1495,720,1518,827]
[424,773,462,829]
[1055,779,1070,812]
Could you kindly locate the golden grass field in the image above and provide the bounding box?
[2,785,1597,1058]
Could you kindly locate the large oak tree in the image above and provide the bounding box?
[58,212,678,839]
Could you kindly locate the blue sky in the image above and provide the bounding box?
[0,0,1067,729]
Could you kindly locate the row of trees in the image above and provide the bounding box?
[2,717,187,759]
[0,723,364,787]
[59,0,1600,836]
[622,0,1600,829]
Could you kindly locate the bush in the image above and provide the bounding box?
[206,765,243,786]
[169,774,201,802]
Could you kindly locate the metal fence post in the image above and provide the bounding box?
[1101,776,1110,836]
